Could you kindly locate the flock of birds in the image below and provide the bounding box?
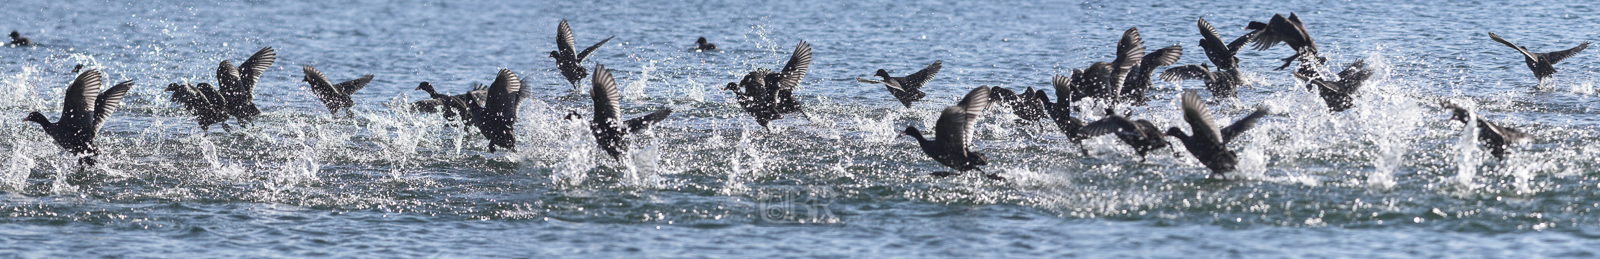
[9,13,1586,181]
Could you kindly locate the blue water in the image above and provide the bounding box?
[4,0,1600,257]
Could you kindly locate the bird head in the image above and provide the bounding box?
[8,31,17,38]
[415,82,433,91]
[722,82,740,91]
[874,69,891,79]
[696,37,708,44]
[164,83,182,92]
[548,51,560,58]
[898,126,924,140]
[23,112,48,125]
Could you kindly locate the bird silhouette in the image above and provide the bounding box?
[724,41,812,130]
[302,65,373,117]
[550,19,615,90]
[1165,90,1268,178]
[23,70,132,166]
[1488,32,1589,82]
[901,86,1002,180]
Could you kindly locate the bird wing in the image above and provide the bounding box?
[1483,121,1531,144]
[1488,32,1539,62]
[1286,13,1317,53]
[1051,72,1077,109]
[1545,42,1589,65]
[335,74,374,95]
[936,86,991,151]
[625,108,673,133]
[1220,106,1269,143]
[775,41,813,91]
[61,70,103,127]
[1160,64,1213,82]
[92,80,133,132]
[901,60,942,89]
[238,47,277,94]
[216,60,243,96]
[1250,14,1309,52]
[1141,46,1183,74]
[1080,116,1139,137]
[556,19,577,58]
[302,65,342,109]
[1336,59,1371,82]
[486,69,523,115]
[576,36,615,62]
[590,64,623,125]
[1197,17,1233,68]
[989,86,1019,106]
[1110,28,1146,95]
[856,77,885,84]
[1076,62,1113,101]
[1180,90,1224,144]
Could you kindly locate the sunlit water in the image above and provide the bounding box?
[3,0,1600,257]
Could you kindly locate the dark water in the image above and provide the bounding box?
[3,0,1600,257]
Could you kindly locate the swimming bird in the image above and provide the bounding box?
[1165,90,1268,178]
[1043,73,1091,154]
[462,69,523,153]
[1488,32,1589,82]
[1306,59,1373,112]
[857,61,941,108]
[1160,63,1245,98]
[1120,45,1183,105]
[215,46,276,127]
[989,86,1049,123]
[575,64,673,160]
[23,70,132,166]
[1245,13,1325,79]
[165,83,232,132]
[1196,17,1257,71]
[723,41,811,129]
[9,31,29,46]
[550,19,615,90]
[302,65,373,117]
[1442,101,1531,161]
[900,86,1002,180]
[695,37,718,51]
[414,82,487,128]
[1081,108,1170,162]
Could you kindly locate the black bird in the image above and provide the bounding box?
[23,70,132,166]
[1306,59,1373,112]
[463,69,523,153]
[302,65,373,117]
[1043,73,1091,154]
[550,19,615,90]
[695,37,718,51]
[1164,90,1268,178]
[900,86,1002,180]
[1089,27,1147,106]
[1120,44,1183,105]
[1196,17,1257,71]
[1081,108,1171,162]
[414,82,487,128]
[1160,63,1245,98]
[576,64,673,160]
[9,31,30,46]
[723,41,812,129]
[1245,13,1325,79]
[857,61,941,108]
[165,83,232,132]
[1067,62,1114,103]
[1488,32,1589,81]
[989,86,1049,123]
[215,46,277,127]
[1442,101,1531,161]
[71,64,83,74]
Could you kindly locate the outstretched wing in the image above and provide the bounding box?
[1180,90,1224,144]
[302,65,341,107]
[1488,32,1538,61]
[935,86,991,151]
[1110,27,1146,93]
[216,60,243,96]
[576,36,615,62]
[336,74,374,96]
[1051,72,1077,109]
[776,41,813,91]
[989,86,1019,106]
[486,69,522,116]
[901,60,942,89]
[238,47,277,94]
[61,70,103,127]
[556,19,577,58]
[1160,64,1213,81]
[1080,116,1139,137]
[625,108,673,133]
[590,64,623,124]
[92,80,133,131]
[1219,106,1269,143]
[1546,42,1590,65]
[1140,46,1183,75]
